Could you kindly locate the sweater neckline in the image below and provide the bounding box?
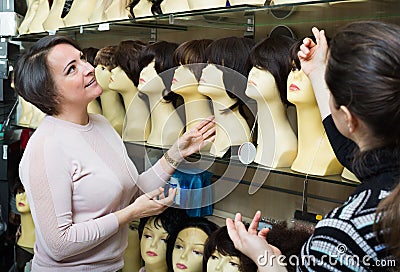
[45,114,94,132]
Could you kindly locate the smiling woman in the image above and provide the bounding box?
[13,35,216,271]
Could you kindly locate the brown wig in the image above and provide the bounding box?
[173,39,213,81]
[203,226,257,272]
[114,40,146,87]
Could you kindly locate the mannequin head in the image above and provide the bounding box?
[82,47,99,66]
[94,45,118,90]
[247,35,296,105]
[138,41,180,105]
[204,226,257,272]
[138,208,188,270]
[200,36,254,108]
[113,40,146,87]
[166,217,218,272]
[171,39,213,94]
[326,21,400,149]
[14,180,30,214]
[287,37,317,106]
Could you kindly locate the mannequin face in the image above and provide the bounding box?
[16,191,30,213]
[246,67,278,101]
[286,68,316,105]
[198,64,225,98]
[207,250,241,272]
[95,64,111,91]
[171,65,198,94]
[140,217,168,268]
[138,60,165,94]
[172,227,209,272]
[109,66,135,93]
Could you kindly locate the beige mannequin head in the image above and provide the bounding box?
[246,67,278,101]
[109,66,136,94]
[287,67,316,106]
[166,218,218,272]
[198,64,226,100]
[140,217,169,270]
[172,228,209,272]
[204,226,257,272]
[138,60,165,95]
[16,190,30,214]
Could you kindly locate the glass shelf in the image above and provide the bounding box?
[11,0,400,42]
[124,141,360,188]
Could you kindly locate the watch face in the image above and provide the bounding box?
[238,141,257,165]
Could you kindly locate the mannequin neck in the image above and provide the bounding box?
[255,99,297,168]
[116,86,138,110]
[295,102,325,142]
[177,86,212,130]
[145,262,168,272]
[206,90,237,110]
[18,212,35,248]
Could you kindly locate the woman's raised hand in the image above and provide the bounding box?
[298,27,329,78]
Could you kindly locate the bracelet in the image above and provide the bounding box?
[164,151,180,168]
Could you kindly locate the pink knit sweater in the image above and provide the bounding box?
[19,114,170,271]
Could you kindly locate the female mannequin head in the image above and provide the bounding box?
[138,41,180,104]
[113,40,146,87]
[172,39,213,94]
[287,37,318,106]
[94,45,118,90]
[204,226,257,272]
[139,208,188,271]
[200,36,254,109]
[14,180,30,214]
[166,217,218,272]
[247,35,296,105]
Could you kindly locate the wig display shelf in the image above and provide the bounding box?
[124,141,359,188]
[11,0,400,43]
[11,18,187,42]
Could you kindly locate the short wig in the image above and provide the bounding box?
[94,45,118,69]
[173,39,213,81]
[203,226,257,272]
[138,207,188,239]
[114,40,146,86]
[166,217,218,272]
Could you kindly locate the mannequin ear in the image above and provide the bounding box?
[339,105,358,133]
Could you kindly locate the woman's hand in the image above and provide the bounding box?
[298,27,332,120]
[168,116,216,161]
[115,187,176,225]
[298,27,329,78]
[226,211,286,272]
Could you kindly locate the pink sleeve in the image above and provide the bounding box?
[24,138,119,261]
[131,158,171,194]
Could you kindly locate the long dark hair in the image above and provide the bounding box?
[249,35,296,105]
[326,21,400,148]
